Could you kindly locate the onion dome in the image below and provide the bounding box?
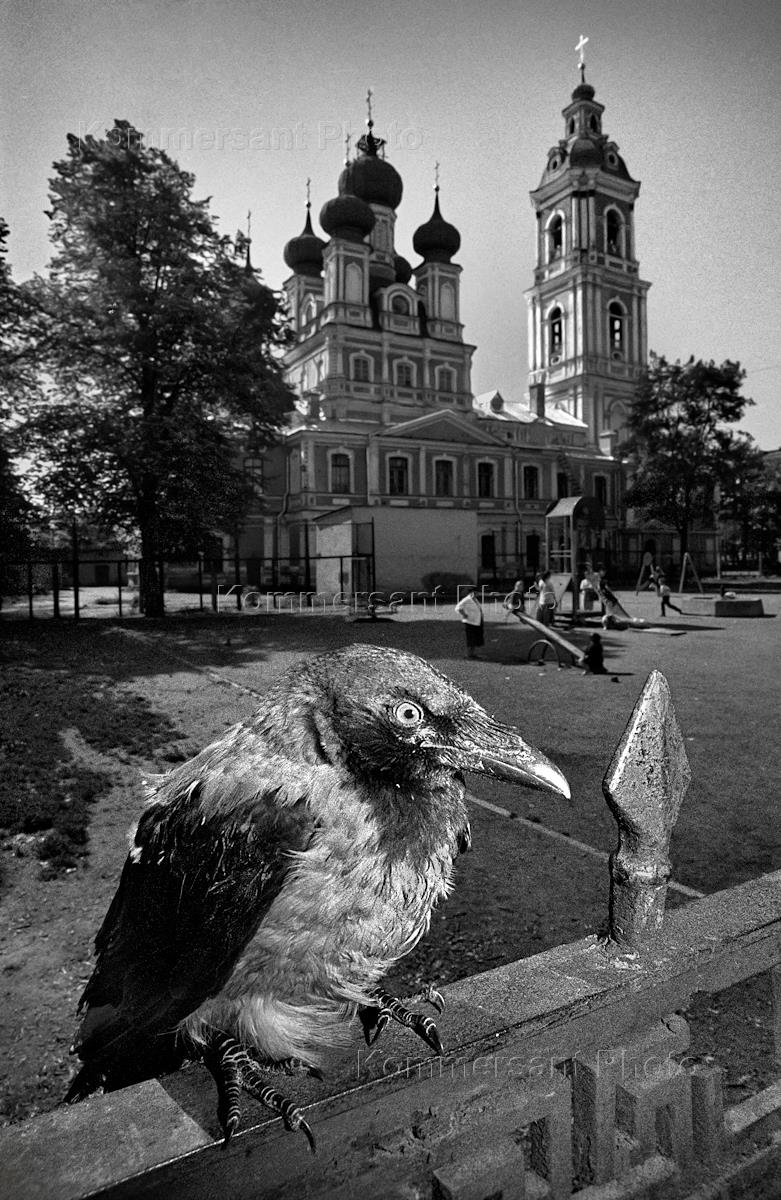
[571,81,596,102]
[283,206,326,276]
[339,128,403,210]
[394,254,412,284]
[319,193,375,242]
[413,191,461,264]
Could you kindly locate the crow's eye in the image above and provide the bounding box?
[391,701,425,728]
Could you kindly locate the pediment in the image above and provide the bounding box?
[380,410,503,446]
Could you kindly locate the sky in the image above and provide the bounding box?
[3,0,780,447]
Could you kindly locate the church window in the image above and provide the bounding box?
[351,354,372,382]
[608,302,626,357]
[344,262,363,303]
[434,458,454,497]
[606,209,623,256]
[440,282,456,319]
[557,471,569,499]
[481,533,496,570]
[437,366,455,393]
[329,452,351,493]
[388,456,409,495]
[477,462,494,498]
[589,114,599,133]
[302,296,316,326]
[395,360,415,387]
[548,306,563,361]
[523,465,539,499]
[547,215,564,261]
[594,475,608,507]
[391,293,411,315]
[568,118,576,135]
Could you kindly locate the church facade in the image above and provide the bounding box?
[244,75,659,594]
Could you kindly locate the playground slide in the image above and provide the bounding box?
[586,572,648,627]
[514,612,585,665]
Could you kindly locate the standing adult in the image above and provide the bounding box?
[455,585,484,659]
[534,570,557,627]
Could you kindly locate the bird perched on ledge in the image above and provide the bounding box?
[65,645,570,1149]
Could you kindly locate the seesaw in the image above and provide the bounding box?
[514,612,585,666]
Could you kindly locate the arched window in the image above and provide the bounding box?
[547,215,564,262]
[344,263,363,303]
[548,306,563,361]
[523,465,539,499]
[351,354,372,382]
[608,302,626,357]
[437,366,455,394]
[329,452,351,493]
[440,281,456,319]
[434,458,454,497]
[302,296,316,325]
[606,210,623,256]
[395,360,415,387]
[391,293,410,315]
[477,462,494,498]
[388,455,409,495]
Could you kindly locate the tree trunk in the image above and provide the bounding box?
[138,477,165,618]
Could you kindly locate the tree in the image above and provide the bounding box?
[21,121,295,615]
[0,218,38,586]
[622,354,754,561]
[718,445,781,571]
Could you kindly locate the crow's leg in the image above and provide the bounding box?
[359,984,445,1055]
[202,1030,316,1152]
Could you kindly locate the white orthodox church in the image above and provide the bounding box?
[239,68,691,595]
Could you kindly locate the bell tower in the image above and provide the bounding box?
[525,46,651,448]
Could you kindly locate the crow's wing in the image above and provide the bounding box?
[69,759,316,1094]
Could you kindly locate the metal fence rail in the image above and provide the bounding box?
[1,673,779,1198]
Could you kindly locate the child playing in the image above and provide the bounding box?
[658,576,682,617]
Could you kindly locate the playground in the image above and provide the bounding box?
[0,588,778,1129]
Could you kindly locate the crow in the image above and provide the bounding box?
[65,645,570,1149]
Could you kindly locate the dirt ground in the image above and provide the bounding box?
[1,589,779,1128]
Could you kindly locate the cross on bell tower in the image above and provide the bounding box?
[525,64,651,448]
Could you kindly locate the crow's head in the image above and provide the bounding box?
[300,645,570,800]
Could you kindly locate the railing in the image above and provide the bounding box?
[1,672,779,1198]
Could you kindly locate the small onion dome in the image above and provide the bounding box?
[413,192,461,264]
[571,81,596,101]
[569,136,602,168]
[338,130,403,210]
[319,193,376,242]
[283,208,326,276]
[394,253,412,284]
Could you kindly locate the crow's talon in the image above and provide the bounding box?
[365,990,446,1056]
[203,1029,317,1152]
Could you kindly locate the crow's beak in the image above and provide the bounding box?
[444,719,571,801]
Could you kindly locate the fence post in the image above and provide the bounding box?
[27,559,34,620]
[52,560,60,619]
[71,521,80,621]
[197,554,204,612]
[116,560,123,617]
[603,669,692,950]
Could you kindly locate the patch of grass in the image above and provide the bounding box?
[0,665,180,881]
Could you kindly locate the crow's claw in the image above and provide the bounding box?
[202,1029,317,1152]
[366,989,445,1056]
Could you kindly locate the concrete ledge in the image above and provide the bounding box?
[686,595,765,617]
